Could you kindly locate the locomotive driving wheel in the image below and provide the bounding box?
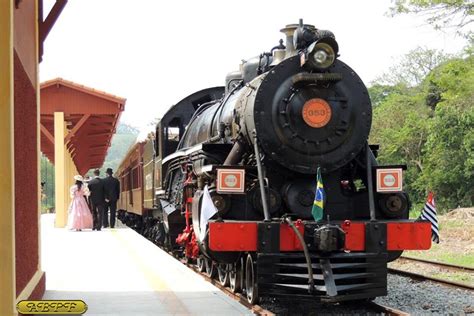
[229,260,242,293]
[204,257,217,278]
[218,264,231,286]
[196,256,206,272]
[245,254,259,304]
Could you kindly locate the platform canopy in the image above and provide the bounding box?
[40,78,126,175]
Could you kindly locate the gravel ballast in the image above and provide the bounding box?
[260,274,473,315]
[375,274,473,315]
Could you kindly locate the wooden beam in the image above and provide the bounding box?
[87,131,111,137]
[40,123,54,144]
[64,113,89,143]
[39,0,68,44]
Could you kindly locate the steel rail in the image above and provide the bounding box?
[367,301,410,316]
[388,267,474,291]
[399,256,474,272]
[184,258,409,316]
[182,260,275,316]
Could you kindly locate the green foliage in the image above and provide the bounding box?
[368,84,410,107]
[371,46,474,212]
[99,123,139,175]
[388,0,473,37]
[40,155,55,212]
[420,55,474,209]
[371,47,449,87]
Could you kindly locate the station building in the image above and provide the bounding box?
[0,1,123,314]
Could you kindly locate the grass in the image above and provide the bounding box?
[431,271,474,284]
[405,213,474,269]
[407,249,474,268]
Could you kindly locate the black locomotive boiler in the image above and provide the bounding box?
[117,21,432,304]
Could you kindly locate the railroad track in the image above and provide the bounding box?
[399,256,474,273]
[132,228,409,315]
[179,258,408,315]
[366,302,409,315]
[389,256,474,291]
[181,259,275,315]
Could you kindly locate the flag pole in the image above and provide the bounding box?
[366,143,376,221]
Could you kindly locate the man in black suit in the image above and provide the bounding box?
[87,169,106,230]
[103,168,120,228]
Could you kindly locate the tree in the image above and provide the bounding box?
[372,47,449,87]
[370,93,431,204]
[389,0,473,37]
[99,123,139,175]
[420,54,474,210]
[370,44,473,212]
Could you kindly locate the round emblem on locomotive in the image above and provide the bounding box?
[301,98,332,128]
[224,174,237,187]
[383,174,396,187]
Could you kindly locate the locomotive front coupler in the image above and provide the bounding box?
[312,216,346,253]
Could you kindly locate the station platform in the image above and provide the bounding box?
[41,214,251,315]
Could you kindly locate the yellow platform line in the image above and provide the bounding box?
[110,230,190,315]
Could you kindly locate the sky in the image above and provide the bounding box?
[40,0,469,136]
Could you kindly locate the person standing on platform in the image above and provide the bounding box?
[103,168,120,228]
[88,169,106,231]
[67,175,93,231]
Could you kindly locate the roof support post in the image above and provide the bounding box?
[54,112,66,228]
[0,1,17,313]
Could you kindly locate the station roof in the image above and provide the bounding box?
[40,78,126,175]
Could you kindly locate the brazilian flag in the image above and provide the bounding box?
[312,167,325,221]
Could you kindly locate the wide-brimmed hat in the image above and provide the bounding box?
[73,175,84,182]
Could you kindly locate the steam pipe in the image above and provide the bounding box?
[224,137,245,165]
[284,217,314,293]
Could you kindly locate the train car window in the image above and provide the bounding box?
[128,168,133,204]
[154,137,159,157]
[132,166,140,189]
[166,127,180,141]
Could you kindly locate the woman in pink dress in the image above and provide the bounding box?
[67,175,94,231]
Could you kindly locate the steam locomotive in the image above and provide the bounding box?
[117,21,432,304]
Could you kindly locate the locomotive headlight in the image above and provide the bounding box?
[304,37,339,70]
[308,42,335,69]
[313,49,329,64]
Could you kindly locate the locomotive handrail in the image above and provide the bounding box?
[252,130,271,222]
[366,143,376,221]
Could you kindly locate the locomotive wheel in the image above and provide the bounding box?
[218,264,230,287]
[229,262,242,293]
[205,258,217,278]
[197,256,206,272]
[245,254,259,304]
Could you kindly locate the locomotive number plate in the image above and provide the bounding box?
[217,169,245,194]
[376,168,403,192]
[302,98,332,128]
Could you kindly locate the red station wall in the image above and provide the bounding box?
[14,50,41,297]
